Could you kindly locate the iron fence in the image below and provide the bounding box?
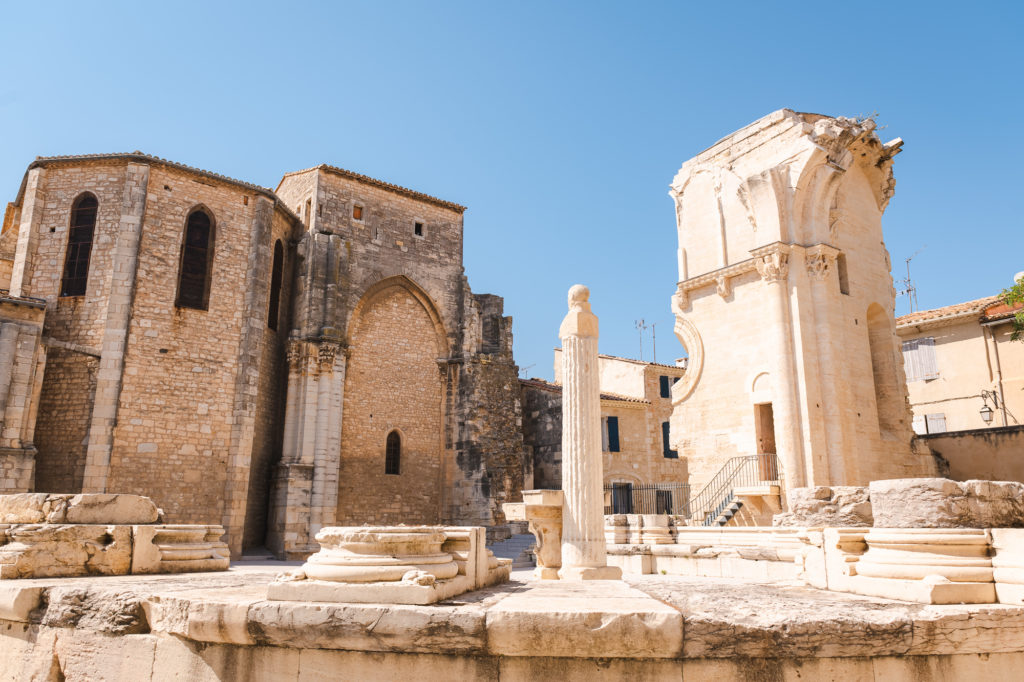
[603,482,691,517]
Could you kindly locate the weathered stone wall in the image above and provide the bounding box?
[521,380,562,489]
[450,292,525,525]
[270,166,525,552]
[33,347,96,492]
[338,283,445,525]
[920,426,1024,483]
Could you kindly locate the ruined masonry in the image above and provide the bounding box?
[0,155,528,558]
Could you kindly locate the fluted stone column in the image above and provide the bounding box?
[558,285,621,581]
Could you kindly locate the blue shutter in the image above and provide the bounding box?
[607,416,620,452]
[662,422,678,458]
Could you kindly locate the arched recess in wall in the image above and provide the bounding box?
[60,193,99,297]
[671,315,703,404]
[267,240,284,331]
[176,206,216,310]
[867,303,902,440]
[337,275,449,525]
[791,150,847,245]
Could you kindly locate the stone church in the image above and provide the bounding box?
[0,153,526,557]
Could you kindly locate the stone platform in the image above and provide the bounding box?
[3,563,1024,680]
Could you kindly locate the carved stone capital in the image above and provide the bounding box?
[755,251,789,283]
[804,244,841,282]
[318,342,341,369]
[286,339,305,370]
[715,275,731,298]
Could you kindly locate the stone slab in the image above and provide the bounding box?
[0,493,159,525]
[486,579,682,658]
[267,574,474,605]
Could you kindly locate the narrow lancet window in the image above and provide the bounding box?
[176,209,215,310]
[385,431,401,475]
[60,194,98,297]
[268,240,284,330]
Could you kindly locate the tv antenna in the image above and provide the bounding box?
[897,246,925,314]
[518,363,536,379]
[635,319,649,361]
[650,322,657,364]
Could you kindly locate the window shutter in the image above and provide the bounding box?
[659,376,670,398]
[601,417,609,452]
[902,339,919,382]
[912,414,927,435]
[607,416,620,452]
[662,421,677,458]
[920,337,938,380]
[926,413,946,434]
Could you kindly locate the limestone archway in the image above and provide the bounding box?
[336,277,448,525]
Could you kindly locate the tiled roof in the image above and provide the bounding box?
[280,164,466,213]
[982,300,1024,323]
[18,152,303,224]
[597,352,687,371]
[896,296,1002,328]
[518,378,651,404]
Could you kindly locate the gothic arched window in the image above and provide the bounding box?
[385,431,401,475]
[268,240,283,330]
[60,193,98,297]
[176,208,215,310]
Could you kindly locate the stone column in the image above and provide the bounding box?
[557,285,621,581]
[82,163,150,494]
[753,247,806,490]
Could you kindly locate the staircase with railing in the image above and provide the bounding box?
[686,453,782,526]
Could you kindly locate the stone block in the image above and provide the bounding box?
[0,524,132,578]
[773,486,872,527]
[486,581,682,658]
[869,478,1024,528]
[0,583,42,621]
[131,525,229,575]
[0,493,158,525]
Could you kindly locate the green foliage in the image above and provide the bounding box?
[1001,276,1024,342]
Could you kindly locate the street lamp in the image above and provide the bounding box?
[979,390,1000,425]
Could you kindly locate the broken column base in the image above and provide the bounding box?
[0,494,229,578]
[558,565,623,581]
[269,525,510,605]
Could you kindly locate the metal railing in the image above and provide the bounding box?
[603,483,691,516]
[687,453,781,526]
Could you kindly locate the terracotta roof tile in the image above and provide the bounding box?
[896,296,1002,328]
[518,377,651,404]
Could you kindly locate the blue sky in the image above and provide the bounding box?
[1,1,1020,380]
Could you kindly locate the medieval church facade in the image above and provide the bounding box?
[0,153,526,557]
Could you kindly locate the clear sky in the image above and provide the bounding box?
[1,1,1020,380]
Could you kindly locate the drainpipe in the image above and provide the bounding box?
[983,322,1009,427]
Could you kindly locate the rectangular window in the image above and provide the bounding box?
[602,416,620,452]
[925,413,947,434]
[662,421,678,458]
[611,482,633,514]
[353,205,363,221]
[659,375,670,398]
[902,337,938,382]
[414,221,424,237]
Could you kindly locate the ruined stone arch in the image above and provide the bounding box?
[336,274,449,525]
[345,275,449,355]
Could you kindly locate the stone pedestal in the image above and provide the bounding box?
[504,490,564,579]
[268,525,509,605]
[557,285,620,581]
